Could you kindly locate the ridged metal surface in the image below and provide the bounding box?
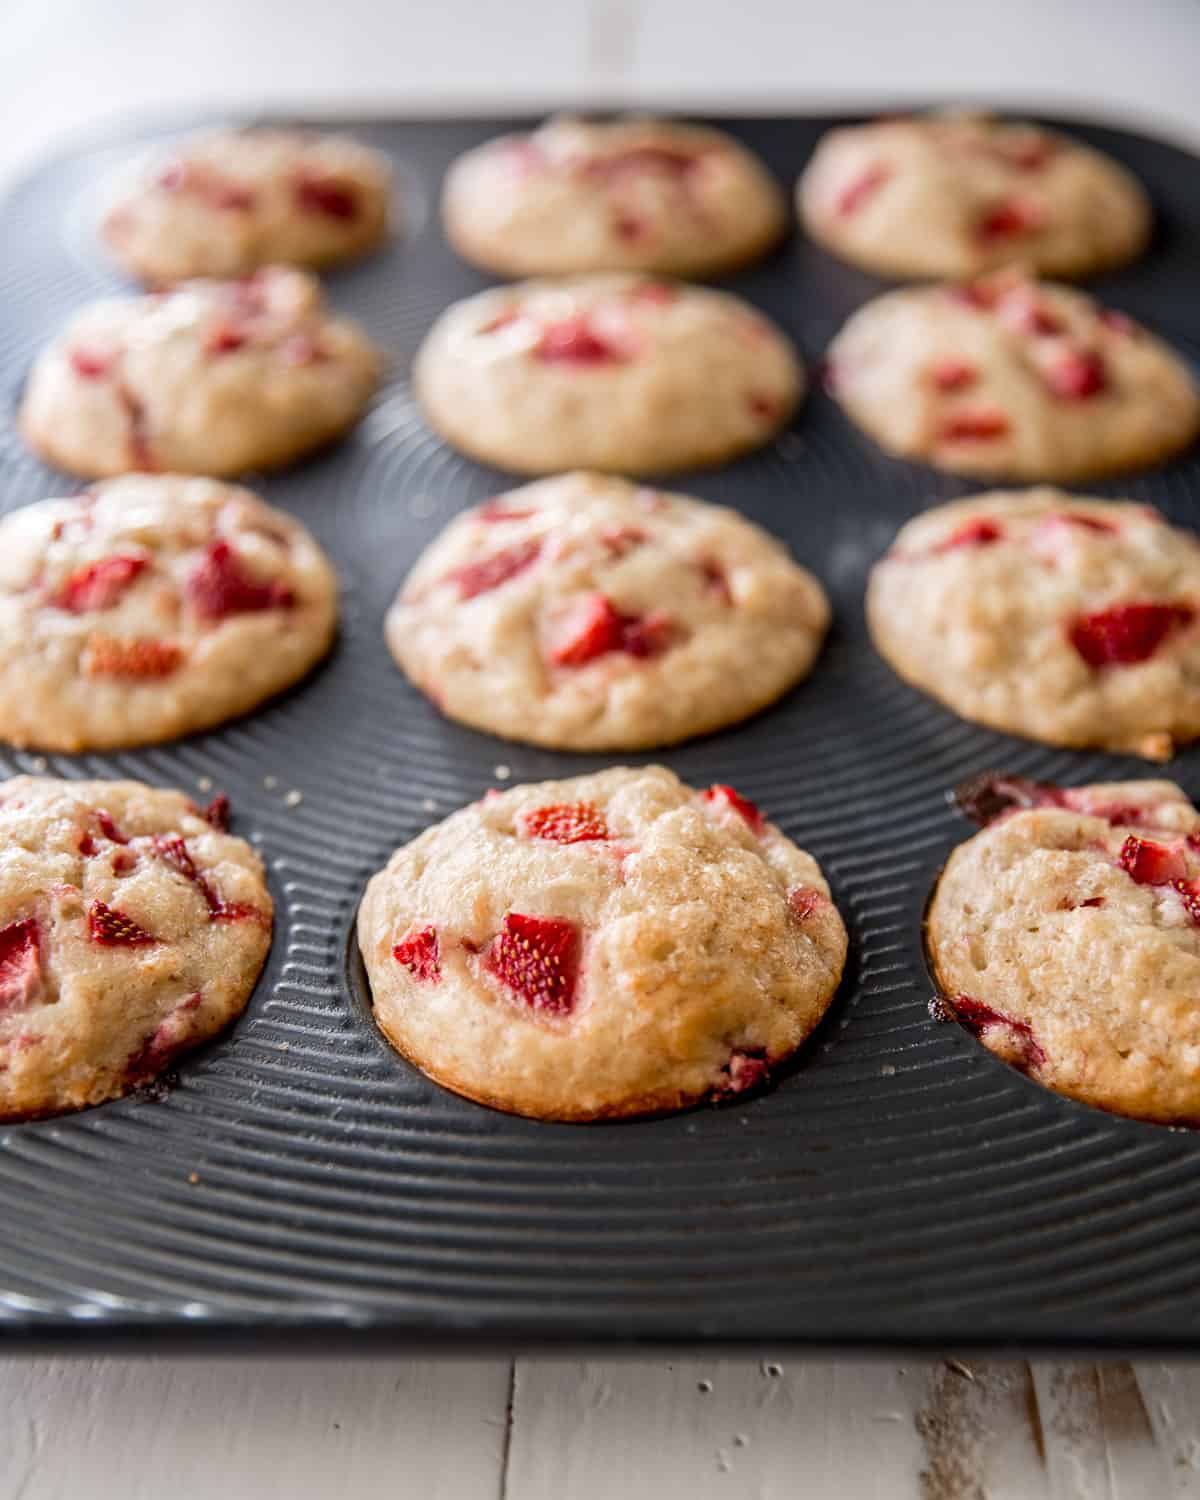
[1,115,1200,1350]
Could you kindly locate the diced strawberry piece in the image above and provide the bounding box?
[95,810,130,845]
[0,919,41,1013]
[787,886,827,922]
[747,391,780,421]
[88,900,157,946]
[1174,878,1200,925]
[976,198,1041,241]
[1044,348,1107,399]
[203,794,231,831]
[50,554,147,613]
[931,518,1004,553]
[478,500,535,523]
[702,784,765,835]
[153,833,201,886]
[126,992,202,1078]
[582,146,699,181]
[835,164,890,217]
[116,385,156,471]
[152,834,262,924]
[1068,602,1194,667]
[947,281,1002,311]
[186,539,295,620]
[111,849,137,874]
[210,901,270,925]
[600,526,646,558]
[1119,835,1187,886]
[204,322,247,356]
[930,359,977,392]
[85,635,184,678]
[547,594,673,666]
[69,348,114,380]
[294,174,359,220]
[535,317,625,365]
[721,1050,770,1095]
[393,925,441,983]
[940,410,1010,442]
[997,291,1063,336]
[447,540,542,601]
[954,773,1069,825]
[520,803,610,844]
[484,913,580,1015]
[950,994,1046,1069]
[1049,512,1117,535]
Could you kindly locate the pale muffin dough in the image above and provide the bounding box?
[358,765,847,1120]
[103,127,392,284]
[19,267,381,479]
[443,113,786,278]
[799,111,1151,280]
[387,471,830,750]
[414,274,803,475]
[0,475,337,751]
[0,776,271,1120]
[826,272,1200,481]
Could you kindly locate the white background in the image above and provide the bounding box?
[3,1,1200,1494]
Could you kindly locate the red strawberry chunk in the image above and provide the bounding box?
[393,925,441,983]
[126,992,203,1078]
[940,410,1010,442]
[702,784,765,835]
[931,517,1004,553]
[722,1050,770,1094]
[187,539,295,620]
[152,834,264,923]
[535,316,626,365]
[997,291,1063,336]
[484,913,580,1015]
[976,198,1041,241]
[203,794,231,831]
[95,810,130,845]
[85,635,184,678]
[448,540,542,600]
[699,558,732,604]
[1068,602,1194,667]
[1174,878,1200,924]
[51,554,147,613]
[835,164,890,217]
[930,359,977,392]
[204,322,248,356]
[478,500,535,523]
[88,900,157,946]
[69,347,115,380]
[1046,512,1118,535]
[1045,348,1107,400]
[787,886,827,922]
[599,526,646,558]
[950,994,1046,1069]
[521,802,610,844]
[0,918,41,1012]
[293,174,359,220]
[548,593,673,666]
[1119,835,1187,887]
[582,146,698,182]
[947,281,1002,311]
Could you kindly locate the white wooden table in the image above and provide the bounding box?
[3,2,1200,1494]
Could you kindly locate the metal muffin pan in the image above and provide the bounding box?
[2,113,1200,1353]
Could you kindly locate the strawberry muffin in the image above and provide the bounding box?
[19,267,381,479]
[442,114,786,278]
[102,127,393,285]
[799,111,1151,280]
[358,766,847,1120]
[826,272,1199,481]
[929,774,1200,1124]
[0,475,337,751]
[0,776,271,1120]
[413,275,803,475]
[386,472,830,750]
[867,490,1200,760]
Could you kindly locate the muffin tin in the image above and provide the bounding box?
[2,112,1200,1352]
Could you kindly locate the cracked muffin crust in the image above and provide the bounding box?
[19,267,381,479]
[442,113,787,278]
[825,271,1200,482]
[386,471,830,750]
[0,776,271,1120]
[358,766,847,1120]
[0,474,338,751]
[929,774,1200,1125]
[798,111,1151,280]
[867,490,1200,760]
[101,127,393,284]
[413,275,803,475]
